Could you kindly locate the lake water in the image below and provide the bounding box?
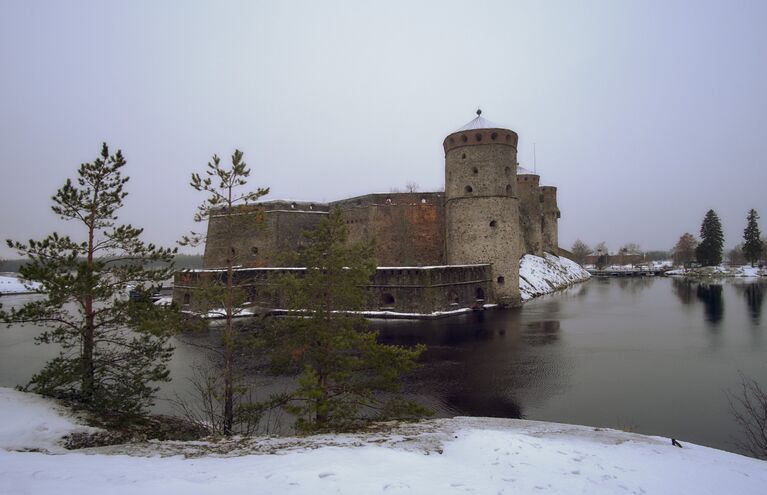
[1,277,765,455]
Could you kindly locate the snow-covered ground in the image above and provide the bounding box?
[2,387,766,494]
[0,275,42,295]
[519,253,591,301]
[666,265,766,278]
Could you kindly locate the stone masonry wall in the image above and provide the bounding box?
[540,186,559,254]
[443,128,522,306]
[517,173,543,256]
[173,264,493,315]
[332,193,445,266]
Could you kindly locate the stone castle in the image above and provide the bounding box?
[174,112,565,316]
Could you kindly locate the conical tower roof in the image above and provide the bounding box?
[455,113,502,131]
[517,165,537,176]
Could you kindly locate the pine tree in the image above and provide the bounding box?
[180,150,269,435]
[696,209,725,266]
[742,209,763,267]
[269,208,429,433]
[0,144,178,417]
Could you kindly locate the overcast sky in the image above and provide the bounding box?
[1,0,766,257]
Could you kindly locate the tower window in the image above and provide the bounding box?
[491,132,498,140]
[472,167,478,175]
[465,185,473,194]
[489,220,497,228]
[251,246,259,255]
[506,184,512,195]
[462,153,466,159]
[505,166,511,175]
[497,276,505,285]
[475,133,482,142]
[381,293,395,306]
[461,135,468,143]
[183,293,191,305]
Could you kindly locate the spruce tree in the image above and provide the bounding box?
[269,208,428,433]
[696,209,725,266]
[180,150,269,435]
[742,209,763,267]
[0,144,178,417]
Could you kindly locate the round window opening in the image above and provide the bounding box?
[489,220,497,228]
[465,185,473,193]
[491,132,498,140]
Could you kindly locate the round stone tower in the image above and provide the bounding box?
[516,166,543,257]
[443,111,521,306]
[540,185,560,254]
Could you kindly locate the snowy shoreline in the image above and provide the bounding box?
[1,387,766,494]
[519,253,592,301]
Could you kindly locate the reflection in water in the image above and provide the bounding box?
[524,320,561,346]
[616,277,653,294]
[696,284,724,325]
[672,278,696,306]
[743,284,763,324]
[374,308,568,420]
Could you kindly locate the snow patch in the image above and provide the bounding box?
[519,253,591,301]
[0,275,42,295]
[0,388,98,452]
[2,389,767,494]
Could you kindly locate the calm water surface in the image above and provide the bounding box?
[1,277,765,454]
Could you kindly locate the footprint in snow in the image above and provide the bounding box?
[383,482,411,491]
[318,472,336,479]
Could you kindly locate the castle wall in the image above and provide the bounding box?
[202,201,328,269]
[331,193,445,266]
[173,264,492,316]
[540,186,559,254]
[517,173,543,256]
[443,128,522,306]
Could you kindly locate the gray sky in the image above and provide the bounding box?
[2,0,766,257]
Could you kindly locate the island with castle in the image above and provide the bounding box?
[173,112,587,317]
